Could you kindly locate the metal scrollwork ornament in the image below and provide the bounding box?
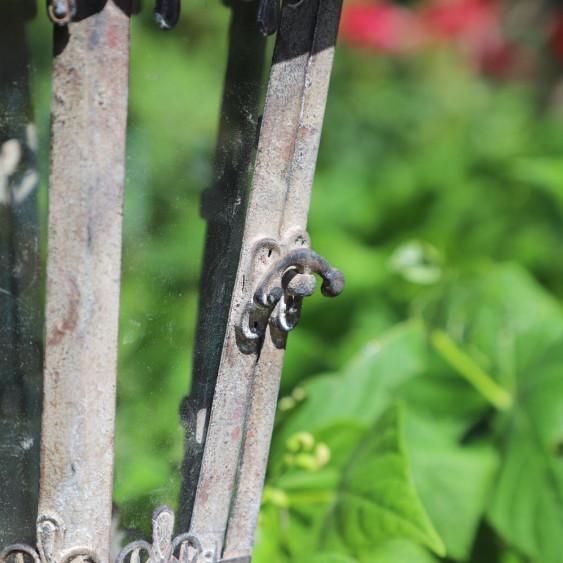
[117,506,214,563]
[238,231,344,345]
[0,515,99,563]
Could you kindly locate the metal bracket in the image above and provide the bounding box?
[237,231,344,345]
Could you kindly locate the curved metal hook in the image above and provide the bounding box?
[254,248,344,307]
[239,248,344,343]
[59,548,100,563]
[171,534,203,563]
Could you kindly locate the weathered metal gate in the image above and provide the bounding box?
[0,0,344,561]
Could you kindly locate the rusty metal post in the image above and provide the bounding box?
[37,2,131,560]
[178,0,266,532]
[223,2,343,556]
[188,0,344,559]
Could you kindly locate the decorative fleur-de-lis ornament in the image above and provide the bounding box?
[0,515,99,563]
[117,506,215,563]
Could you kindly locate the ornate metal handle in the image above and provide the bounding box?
[239,242,344,344]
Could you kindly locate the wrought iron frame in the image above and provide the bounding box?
[0,0,344,560]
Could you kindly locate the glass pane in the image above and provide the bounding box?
[114,1,235,536]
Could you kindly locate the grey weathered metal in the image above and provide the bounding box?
[178,0,267,532]
[116,506,207,563]
[1,2,132,561]
[187,0,344,559]
[38,2,131,559]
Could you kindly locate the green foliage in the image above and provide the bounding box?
[254,46,563,561]
[260,263,563,561]
[327,403,445,557]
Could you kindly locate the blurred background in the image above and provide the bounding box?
[5,0,563,560]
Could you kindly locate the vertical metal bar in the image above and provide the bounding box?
[0,0,42,545]
[39,2,130,560]
[178,0,266,532]
[189,0,343,556]
[222,0,342,558]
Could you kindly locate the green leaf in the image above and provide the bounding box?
[420,262,563,560]
[301,554,358,563]
[510,157,563,215]
[419,263,563,391]
[405,412,499,560]
[271,321,427,471]
[430,328,512,410]
[364,539,439,563]
[326,403,445,557]
[388,240,443,285]
[488,343,563,562]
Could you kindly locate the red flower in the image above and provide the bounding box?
[339,1,422,53]
[549,14,563,61]
[422,0,518,76]
[421,0,501,41]
[338,0,521,77]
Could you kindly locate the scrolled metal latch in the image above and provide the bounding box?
[237,230,344,346]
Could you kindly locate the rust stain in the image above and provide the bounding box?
[46,276,80,346]
[231,427,240,441]
[198,479,210,504]
[107,23,120,49]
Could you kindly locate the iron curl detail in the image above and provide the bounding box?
[117,506,210,563]
[0,515,100,563]
[239,246,345,343]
